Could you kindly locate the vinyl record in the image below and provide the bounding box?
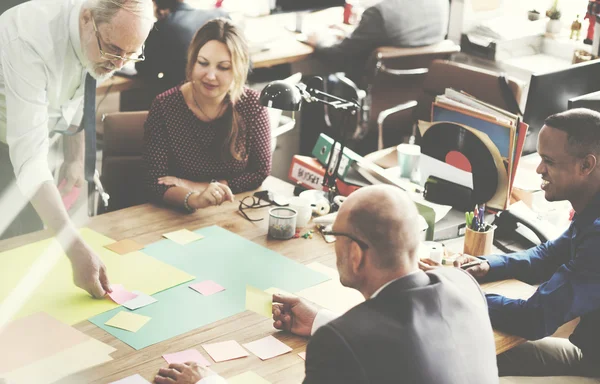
[421,122,499,203]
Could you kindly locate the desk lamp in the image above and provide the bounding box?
[259,79,359,201]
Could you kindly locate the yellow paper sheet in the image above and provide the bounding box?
[105,311,151,332]
[0,228,194,325]
[296,263,364,314]
[246,285,272,318]
[162,229,204,245]
[228,371,271,384]
[3,338,115,384]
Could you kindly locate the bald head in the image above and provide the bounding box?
[335,185,420,269]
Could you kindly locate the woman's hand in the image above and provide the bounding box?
[191,181,234,209]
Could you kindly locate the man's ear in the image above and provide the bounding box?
[580,154,597,176]
[81,8,92,25]
[350,242,366,276]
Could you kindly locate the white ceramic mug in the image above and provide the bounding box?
[288,196,312,228]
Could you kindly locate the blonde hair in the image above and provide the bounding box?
[87,0,154,24]
[186,18,250,161]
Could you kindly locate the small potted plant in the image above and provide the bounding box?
[528,9,541,21]
[546,0,562,34]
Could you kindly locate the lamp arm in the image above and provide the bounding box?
[296,85,360,111]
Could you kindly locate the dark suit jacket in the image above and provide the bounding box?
[135,4,228,91]
[303,268,499,384]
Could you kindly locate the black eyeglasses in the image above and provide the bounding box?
[238,195,273,222]
[322,230,369,249]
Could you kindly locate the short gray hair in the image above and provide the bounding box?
[86,0,154,24]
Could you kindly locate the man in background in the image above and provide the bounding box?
[306,0,449,82]
[136,0,228,93]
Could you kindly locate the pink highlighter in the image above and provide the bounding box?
[58,179,80,211]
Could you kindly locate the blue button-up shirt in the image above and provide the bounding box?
[484,193,600,358]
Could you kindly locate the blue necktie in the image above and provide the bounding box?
[82,73,97,182]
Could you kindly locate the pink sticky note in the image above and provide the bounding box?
[202,340,249,363]
[189,280,225,296]
[108,284,138,304]
[163,349,211,367]
[298,351,306,360]
[58,179,80,211]
[242,335,292,360]
[108,374,150,384]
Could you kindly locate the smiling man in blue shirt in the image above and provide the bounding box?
[455,108,600,381]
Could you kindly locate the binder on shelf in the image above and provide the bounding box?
[312,134,361,181]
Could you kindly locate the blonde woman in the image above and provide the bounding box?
[143,18,271,212]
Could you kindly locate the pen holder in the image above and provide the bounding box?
[463,225,495,256]
[268,207,297,240]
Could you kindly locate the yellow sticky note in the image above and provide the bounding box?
[0,228,194,325]
[162,229,204,245]
[264,287,294,297]
[228,371,271,384]
[105,311,151,332]
[246,285,272,318]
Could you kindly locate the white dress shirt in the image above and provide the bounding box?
[0,0,87,197]
[198,272,419,384]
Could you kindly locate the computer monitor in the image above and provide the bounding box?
[273,0,345,13]
[568,90,600,112]
[522,59,600,154]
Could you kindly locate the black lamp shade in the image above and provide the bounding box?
[259,80,302,111]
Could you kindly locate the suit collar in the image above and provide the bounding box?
[372,270,430,299]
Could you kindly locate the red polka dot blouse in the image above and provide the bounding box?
[143,86,272,201]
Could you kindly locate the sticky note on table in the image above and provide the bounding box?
[104,239,144,255]
[105,312,150,332]
[122,291,157,310]
[162,229,204,245]
[108,284,139,305]
[202,340,249,363]
[246,285,272,318]
[109,374,151,384]
[298,351,306,360]
[59,179,80,211]
[228,371,271,384]
[242,335,292,360]
[163,349,211,367]
[189,280,225,296]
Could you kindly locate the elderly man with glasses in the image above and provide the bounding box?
[0,0,153,298]
[157,185,499,384]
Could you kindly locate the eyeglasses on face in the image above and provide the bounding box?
[91,17,145,63]
[238,195,273,222]
[322,230,369,249]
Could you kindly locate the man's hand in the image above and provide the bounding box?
[67,237,111,298]
[272,293,318,337]
[155,362,216,384]
[58,160,84,196]
[454,254,490,279]
[418,258,441,271]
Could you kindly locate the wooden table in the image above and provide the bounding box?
[0,177,534,383]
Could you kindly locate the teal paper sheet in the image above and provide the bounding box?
[89,226,330,350]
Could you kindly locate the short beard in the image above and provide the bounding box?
[86,63,116,83]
